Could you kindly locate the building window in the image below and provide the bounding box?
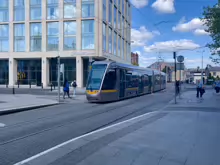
[122,0,124,15]
[103,0,106,21]
[122,17,124,37]
[47,0,59,20]
[64,0,76,18]
[114,6,117,29]
[30,23,42,51]
[14,0,25,21]
[64,21,76,50]
[118,0,120,10]
[109,0,112,25]
[122,39,124,59]
[47,22,59,51]
[82,0,94,18]
[118,35,121,57]
[0,24,9,52]
[108,27,112,53]
[127,24,130,41]
[114,32,117,55]
[0,0,9,22]
[30,0,41,20]
[127,4,130,19]
[127,43,130,62]
[82,20,94,49]
[14,23,25,52]
[118,11,121,32]
[102,23,106,51]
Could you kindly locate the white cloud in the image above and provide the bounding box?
[172,18,209,36]
[131,26,160,47]
[130,0,149,8]
[194,29,210,36]
[144,39,200,52]
[152,0,175,14]
[184,58,212,68]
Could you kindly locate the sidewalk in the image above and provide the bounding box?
[17,90,220,165]
[0,87,86,95]
[0,94,59,115]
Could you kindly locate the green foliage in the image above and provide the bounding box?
[162,66,171,73]
[203,3,220,63]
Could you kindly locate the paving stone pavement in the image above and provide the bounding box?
[15,90,220,165]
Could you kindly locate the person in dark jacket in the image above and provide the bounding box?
[63,79,70,99]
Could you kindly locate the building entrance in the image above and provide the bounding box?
[17,59,41,85]
[0,60,9,84]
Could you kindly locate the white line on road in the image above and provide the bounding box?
[0,123,6,127]
[14,110,162,165]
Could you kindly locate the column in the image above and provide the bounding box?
[25,0,30,52]
[76,0,81,50]
[9,58,17,86]
[76,56,83,88]
[59,0,64,52]
[42,0,47,52]
[9,0,14,52]
[41,57,49,87]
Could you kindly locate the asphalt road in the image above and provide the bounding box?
[0,84,176,165]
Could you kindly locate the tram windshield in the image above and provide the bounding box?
[86,64,107,90]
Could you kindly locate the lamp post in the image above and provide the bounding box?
[197,50,205,82]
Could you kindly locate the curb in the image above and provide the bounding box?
[0,103,59,116]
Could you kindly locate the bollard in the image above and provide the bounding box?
[18,81,19,88]
[12,86,15,94]
[29,82,31,88]
[51,84,53,91]
[54,84,55,90]
[41,83,43,89]
[6,83,8,88]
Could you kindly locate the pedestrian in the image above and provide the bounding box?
[176,80,180,95]
[196,79,205,99]
[71,80,77,97]
[63,79,71,99]
[215,80,220,93]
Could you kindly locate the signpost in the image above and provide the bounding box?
[177,55,184,99]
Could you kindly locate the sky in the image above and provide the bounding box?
[130,0,218,68]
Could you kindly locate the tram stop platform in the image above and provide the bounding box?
[20,89,220,165]
[0,94,58,116]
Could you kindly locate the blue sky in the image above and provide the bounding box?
[130,0,217,68]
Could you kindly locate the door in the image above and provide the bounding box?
[139,75,144,94]
[119,69,126,98]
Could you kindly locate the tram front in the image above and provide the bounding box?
[86,62,108,102]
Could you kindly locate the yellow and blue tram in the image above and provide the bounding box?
[86,61,166,102]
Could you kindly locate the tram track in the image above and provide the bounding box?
[0,93,159,146]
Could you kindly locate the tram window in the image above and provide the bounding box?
[86,64,107,90]
[144,75,149,86]
[102,69,116,90]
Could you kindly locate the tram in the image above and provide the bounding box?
[86,61,166,102]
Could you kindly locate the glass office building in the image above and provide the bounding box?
[0,0,131,87]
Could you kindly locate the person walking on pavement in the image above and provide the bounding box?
[176,80,180,96]
[196,79,205,99]
[71,80,77,97]
[215,80,220,93]
[63,79,71,99]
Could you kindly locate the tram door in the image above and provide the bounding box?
[139,75,144,94]
[119,69,126,98]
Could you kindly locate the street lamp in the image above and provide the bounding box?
[197,50,205,81]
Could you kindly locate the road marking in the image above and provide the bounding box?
[14,111,160,165]
[0,123,6,127]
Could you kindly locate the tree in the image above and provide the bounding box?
[202,2,220,63]
[162,66,171,73]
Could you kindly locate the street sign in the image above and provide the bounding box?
[177,55,184,63]
[176,63,184,70]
